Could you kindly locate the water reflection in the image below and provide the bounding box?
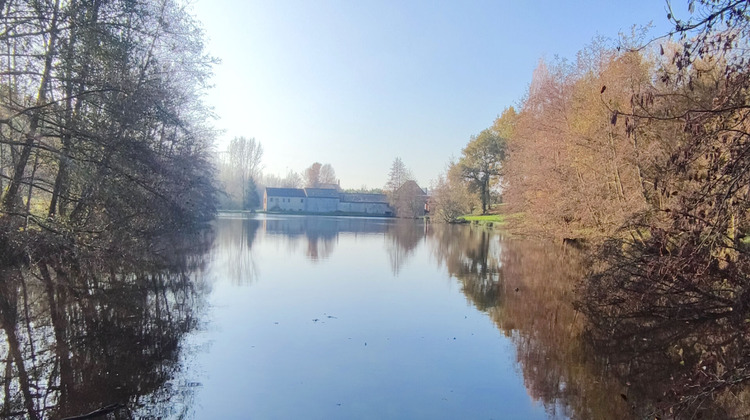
[428,227,634,419]
[11,213,744,418]
[387,220,426,275]
[215,215,427,283]
[0,231,213,419]
[430,223,750,419]
[581,241,750,419]
[214,216,261,285]
[212,216,637,418]
[429,225,503,310]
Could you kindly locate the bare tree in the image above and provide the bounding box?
[281,170,303,188]
[0,0,219,242]
[261,170,303,189]
[226,137,263,206]
[319,163,337,185]
[384,157,414,196]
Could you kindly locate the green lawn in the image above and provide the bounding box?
[458,214,506,223]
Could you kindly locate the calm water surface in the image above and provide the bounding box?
[188,215,580,419]
[4,213,747,418]
[0,213,634,419]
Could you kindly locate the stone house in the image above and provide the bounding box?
[392,180,429,218]
[303,188,340,212]
[263,188,306,212]
[263,187,392,216]
[338,193,392,215]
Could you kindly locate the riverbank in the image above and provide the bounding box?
[455,211,522,230]
[457,214,505,226]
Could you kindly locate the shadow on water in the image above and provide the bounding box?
[0,229,214,419]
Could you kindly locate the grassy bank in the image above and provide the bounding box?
[457,213,507,228]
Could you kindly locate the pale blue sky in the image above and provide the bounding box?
[191,0,679,189]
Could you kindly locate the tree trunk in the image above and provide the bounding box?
[1,0,61,215]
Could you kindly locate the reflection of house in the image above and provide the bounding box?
[264,187,392,216]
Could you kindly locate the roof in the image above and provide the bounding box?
[304,188,340,198]
[340,193,388,203]
[316,183,340,190]
[265,187,306,198]
[396,180,425,195]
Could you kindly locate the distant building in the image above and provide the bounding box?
[316,182,340,190]
[392,180,429,218]
[338,193,392,215]
[263,188,306,212]
[303,188,340,212]
[263,187,393,216]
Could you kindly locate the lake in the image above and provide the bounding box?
[4,213,743,419]
[186,214,612,419]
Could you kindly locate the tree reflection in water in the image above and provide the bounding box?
[214,216,261,285]
[581,240,750,419]
[0,230,213,419]
[429,226,634,419]
[430,224,750,419]
[386,220,426,275]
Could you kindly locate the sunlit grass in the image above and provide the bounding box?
[459,214,506,223]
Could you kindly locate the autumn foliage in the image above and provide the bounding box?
[502,39,660,240]
[496,1,750,414]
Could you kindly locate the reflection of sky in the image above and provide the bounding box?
[190,215,551,419]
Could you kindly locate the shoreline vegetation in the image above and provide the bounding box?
[0,0,218,267]
[493,2,750,417]
[0,4,217,418]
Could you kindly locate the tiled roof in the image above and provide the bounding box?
[304,188,340,198]
[265,187,306,198]
[340,193,388,203]
[397,180,425,195]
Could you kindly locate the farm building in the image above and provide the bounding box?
[263,187,393,216]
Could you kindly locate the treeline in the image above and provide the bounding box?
[502,6,749,244]
[0,0,217,261]
[490,0,750,413]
